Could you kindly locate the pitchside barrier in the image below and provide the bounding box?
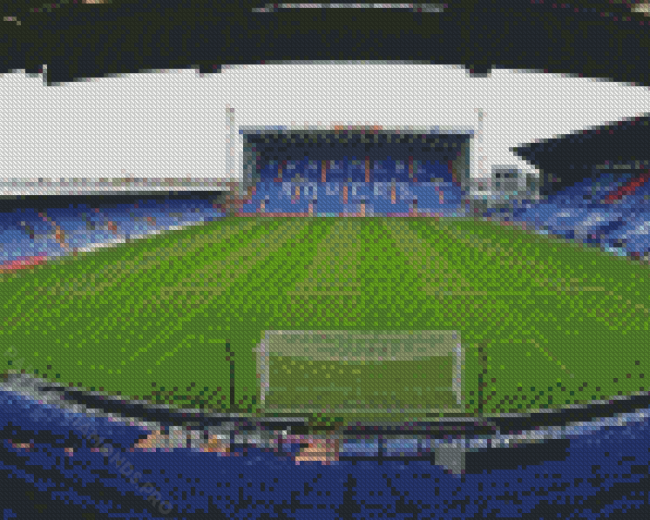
[254,330,464,416]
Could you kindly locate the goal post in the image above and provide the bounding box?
[254,330,464,416]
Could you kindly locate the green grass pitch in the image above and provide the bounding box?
[0,216,648,429]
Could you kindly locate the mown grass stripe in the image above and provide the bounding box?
[285,218,368,298]
[375,217,476,299]
[221,219,337,304]
[206,218,341,335]
[64,219,268,349]
[0,221,215,325]
[0,219,262,338]
[116,218,314,372]
[62,218,261,297]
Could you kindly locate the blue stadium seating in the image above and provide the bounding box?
[0,165,648,268]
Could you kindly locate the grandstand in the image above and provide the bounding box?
[1,162,649,270]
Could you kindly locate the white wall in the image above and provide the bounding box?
[1,64,648,197]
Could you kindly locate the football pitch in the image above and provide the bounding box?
[0,216,648,429]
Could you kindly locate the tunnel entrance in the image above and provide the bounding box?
[242,128,472,187]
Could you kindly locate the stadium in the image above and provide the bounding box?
[0,0,649,483]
